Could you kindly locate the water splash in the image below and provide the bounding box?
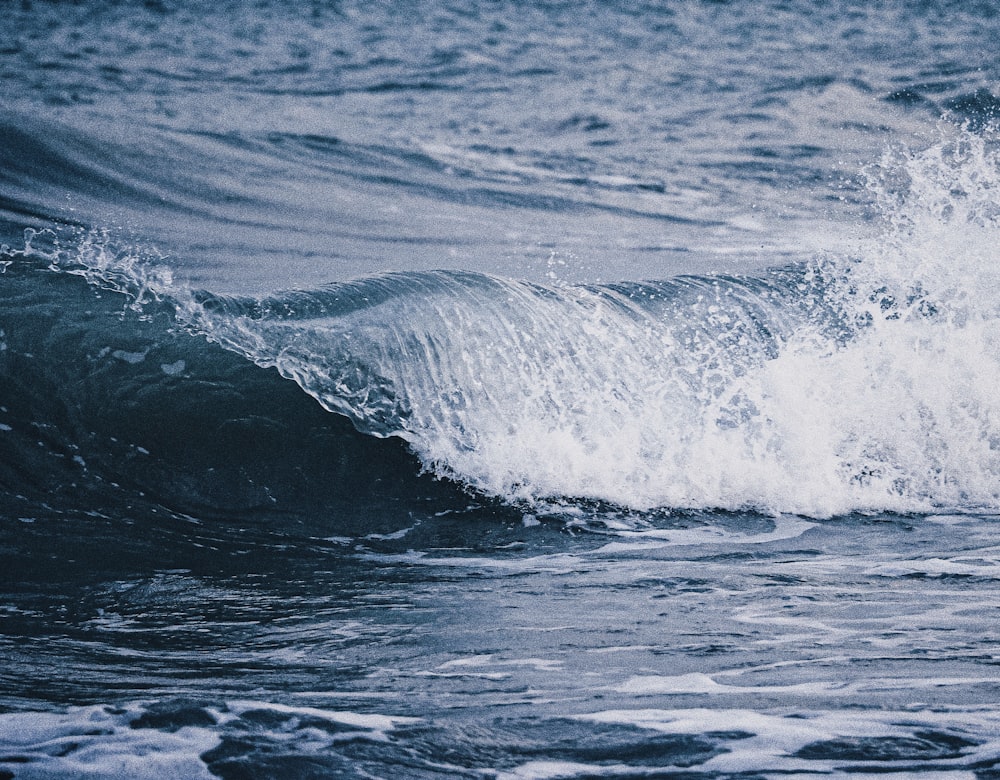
[30,128,1000,517]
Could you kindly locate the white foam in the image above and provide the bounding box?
[222,700,420,733]
[359,549,588,575]
[0,705,219,780]
[868,556,1000,579]
[614,672,846,696]
[423,132,1000,515]
[496,760,633,779]
[607,515,817,547]
[577,706,1000,775]
[438,656,563,672]
[614,671,1000,699]
[110,348,148,364]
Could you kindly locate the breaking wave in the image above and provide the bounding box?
[6,128,1000,518]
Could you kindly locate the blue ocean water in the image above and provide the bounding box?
[4,1,1000,777]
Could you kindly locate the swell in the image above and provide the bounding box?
[3,231,851,520]
[0,113,706,255]
[0,117,289,234]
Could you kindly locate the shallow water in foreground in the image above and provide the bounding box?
[5,505,1000,778]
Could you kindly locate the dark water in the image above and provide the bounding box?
[4,1,1000,777]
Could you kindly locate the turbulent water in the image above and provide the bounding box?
[4,1,1000,778]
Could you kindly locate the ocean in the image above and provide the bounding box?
[3,1,1000,777]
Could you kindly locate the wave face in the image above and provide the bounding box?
[0,250,468,543]
[10,128,999,519]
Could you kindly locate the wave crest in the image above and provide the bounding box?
[23,128,1000,517]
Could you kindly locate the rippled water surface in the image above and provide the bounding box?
[3,1,1000,777]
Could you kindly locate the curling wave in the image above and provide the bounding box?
[9,129,1000,518]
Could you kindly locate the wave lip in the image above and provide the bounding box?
[175,265,833,508]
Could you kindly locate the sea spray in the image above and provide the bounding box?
[726,128,1000,514]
